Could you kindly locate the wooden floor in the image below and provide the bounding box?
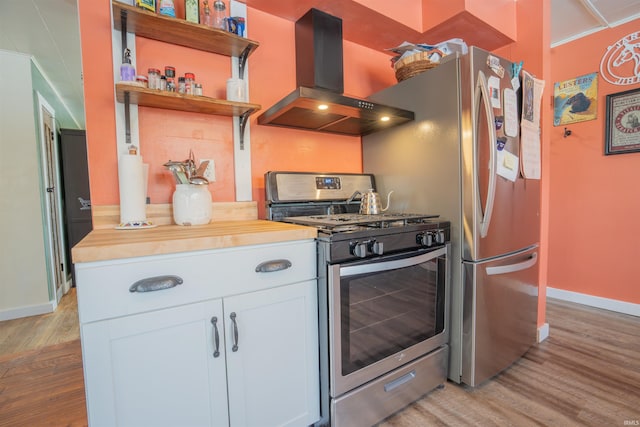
[0,288,80,358]
[0,295,638,426]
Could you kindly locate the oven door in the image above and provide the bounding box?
[328,244,449,397]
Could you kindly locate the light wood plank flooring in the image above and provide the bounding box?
[0,295,638,426]
[0,288,80,357]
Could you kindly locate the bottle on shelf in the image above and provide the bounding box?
[201,0,212,27]
[212,0,226,30]
[120,48,136,82]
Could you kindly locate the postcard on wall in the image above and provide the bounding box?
[553,72,598,126]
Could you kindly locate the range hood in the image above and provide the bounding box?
[257,8,414,136]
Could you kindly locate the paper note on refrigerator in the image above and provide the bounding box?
[497,149,519,182]
[520,122,541,179]
[503,88,518,137]
[521,70,545,127]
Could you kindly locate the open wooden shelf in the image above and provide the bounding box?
[115,83,261,116]
[112,1,259,58]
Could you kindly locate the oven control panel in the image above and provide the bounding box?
[416,230,446,248]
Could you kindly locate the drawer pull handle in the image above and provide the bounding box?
[211,317,220,358]
[255,259,292,273]
[230,312,239,352]
[384,370,416,393]
[129,275,183,293]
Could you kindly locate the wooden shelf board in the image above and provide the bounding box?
[115,83,261,116]
[112,1,259,57]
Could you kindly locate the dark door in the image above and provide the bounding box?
[59,129,92,284]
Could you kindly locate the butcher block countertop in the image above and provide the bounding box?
[72,220,318,263]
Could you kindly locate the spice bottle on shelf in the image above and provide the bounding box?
[120,49,135,82]
[148,68,160,89]
[178,77,186,94]
[201,0,212,27]
[212,0,226,30]
[184,73,195,95]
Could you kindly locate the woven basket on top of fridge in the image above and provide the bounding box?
[393,50,442,82]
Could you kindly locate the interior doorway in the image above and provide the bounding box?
[38,94,69,306]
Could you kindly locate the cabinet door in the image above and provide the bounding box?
[225,281,320,427]
[81,299,229,427]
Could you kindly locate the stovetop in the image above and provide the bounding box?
[281,213,440,230]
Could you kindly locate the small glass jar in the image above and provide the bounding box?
[184,73,195,95]
[160,75,167,91]
[164,66,176,79]
[178,76,186,94]
[136,75,148,87]
[148,68,161,89]
[194,83,203,96]
[172,184,212,226]
[212,0,226,30]
[166,77,176,92]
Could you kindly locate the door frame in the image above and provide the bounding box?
[37,93,69,306]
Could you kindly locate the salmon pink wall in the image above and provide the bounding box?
[78,0,118,205]
[78,1,393,210]
[246,8,399,217]
[549,19,640,304]
[421,0,516,41]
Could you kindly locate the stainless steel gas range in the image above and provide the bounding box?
[266,171,451,427]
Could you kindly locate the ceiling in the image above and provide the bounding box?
[1,0,639,131]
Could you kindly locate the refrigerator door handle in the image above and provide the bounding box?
[475,71,497,238]
[486,252,538,276]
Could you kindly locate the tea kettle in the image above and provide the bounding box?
[350,189,394,215]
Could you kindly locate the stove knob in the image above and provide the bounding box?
[417,232,434,247]
[351,242,368,258]
[369,240,384,255]
[435,230,445,244]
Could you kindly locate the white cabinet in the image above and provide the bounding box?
[224,281,318,427]
[76,240,319,427]
[81,299,229,427]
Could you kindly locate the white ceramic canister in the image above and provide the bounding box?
[172,184,212,225]
[226,78,246,102]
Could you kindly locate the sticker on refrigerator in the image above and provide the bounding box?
[487,55,505,78]
[503,88,518,137]
[497,149,519,182]
[488,76,501,109]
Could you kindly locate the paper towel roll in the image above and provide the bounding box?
[118,154,147,223]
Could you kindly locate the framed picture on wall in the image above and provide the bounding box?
[605,87,640,155]
[553,72,598,126]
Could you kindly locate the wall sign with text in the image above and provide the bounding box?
[553,72,598,126]
[600,31,640,86]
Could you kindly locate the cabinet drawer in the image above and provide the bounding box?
[76,239,316,323]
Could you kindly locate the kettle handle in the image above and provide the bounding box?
[382,190,394,212]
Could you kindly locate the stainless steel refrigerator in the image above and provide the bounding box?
[362,47,540,387]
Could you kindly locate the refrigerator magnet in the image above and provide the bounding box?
[488,76,502,109]
[497,149,519,182]
[487,55,505,78]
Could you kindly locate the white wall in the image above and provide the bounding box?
[0,50,50,319]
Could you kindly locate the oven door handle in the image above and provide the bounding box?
[340,246,447,277]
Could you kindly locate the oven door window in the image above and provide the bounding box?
[339,249,446,376]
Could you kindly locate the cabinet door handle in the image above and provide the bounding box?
[210,316,221,358]
[230,312,239,352]
[129,275,183,293]
[255,259,292,273]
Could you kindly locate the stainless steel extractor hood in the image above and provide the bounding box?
[257,8,414,136]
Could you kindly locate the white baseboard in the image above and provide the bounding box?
[547,287,640,317]
[0,302,55,321]
[537,322,549,342]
